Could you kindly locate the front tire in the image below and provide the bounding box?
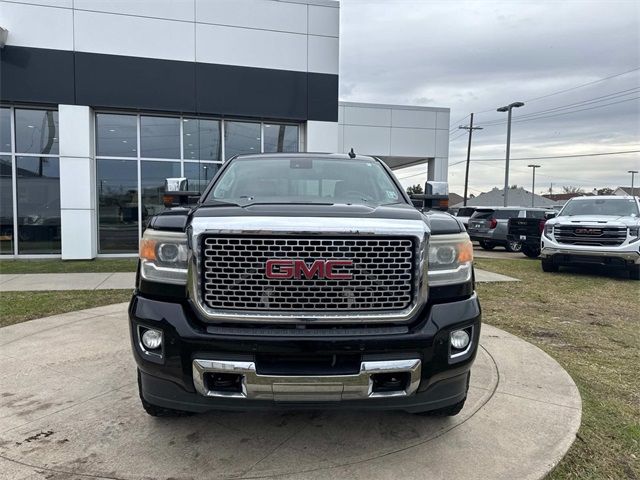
[522,245,541,258]
[541,258,559,272]
[413,398,467,417]
[505,241,522,252]
[479,240,495,250]
[629,265,640,280]
[138,370,193,417]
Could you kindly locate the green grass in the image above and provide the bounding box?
[0,290,132,328]
[0,258,137,274]
[475,258,639,479]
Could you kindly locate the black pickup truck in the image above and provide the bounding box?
[507,211,556,258]
[129,153,481,417]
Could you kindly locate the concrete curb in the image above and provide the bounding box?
[0,304,580,480]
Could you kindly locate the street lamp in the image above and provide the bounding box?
[629,170,638,197]
[528,165,541,206]
[497,101,525,206]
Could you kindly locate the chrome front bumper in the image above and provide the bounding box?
[192,359,422,402]
[541,246,640,263]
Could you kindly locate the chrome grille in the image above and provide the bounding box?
[201,236,415,312]
[554,225,627,246]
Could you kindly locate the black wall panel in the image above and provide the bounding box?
[0,46,74,105]
[74,52,197,113]
[0,46,338,122]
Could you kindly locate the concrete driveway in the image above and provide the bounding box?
[0,303,581,480]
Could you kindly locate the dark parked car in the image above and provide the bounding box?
[455,207,478,230]
[468,207,551,252]
[507,211,556,257]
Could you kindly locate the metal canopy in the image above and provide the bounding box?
[377,156,432,170]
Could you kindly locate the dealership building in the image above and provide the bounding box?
[0,0,450,258]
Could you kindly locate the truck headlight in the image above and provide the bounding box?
[428,233,473,286]
[543,223,554,238]
[629,226,640,243]
[139,230,188,285]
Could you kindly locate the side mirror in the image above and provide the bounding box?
[163,177,200,208]
[423,181,449,211]
[544,212,557,220]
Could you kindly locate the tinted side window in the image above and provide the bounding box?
[471,210,493,219]
[526,210,546,219]
[494,210,520,219]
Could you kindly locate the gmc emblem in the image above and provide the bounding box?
[575,228,602,235]
[265,259,353,280]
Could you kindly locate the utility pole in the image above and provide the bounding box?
[458,113,483,206]
[629,170,638,197]
[528,164,541,206]
[497,101,525,206]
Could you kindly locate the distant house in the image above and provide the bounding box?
[543,192,593,205]
[451,187,555,208]
[614,186,638,197]
[448,192,464,206]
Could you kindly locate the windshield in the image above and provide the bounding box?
[204,157,404,206]
[560,198,639,217]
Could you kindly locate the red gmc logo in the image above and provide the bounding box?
[575,228,602,235]
[265,259,354,280]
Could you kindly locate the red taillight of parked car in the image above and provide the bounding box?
[489,218,498,229]
[539,219,546,234]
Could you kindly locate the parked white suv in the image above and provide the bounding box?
[541,196,640,280]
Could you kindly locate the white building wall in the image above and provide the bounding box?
[338,102,450,182]
[0,0,339,75]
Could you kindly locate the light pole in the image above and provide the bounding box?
[629,170,638,197]
[497,101,525,206]
[528,164,540,206]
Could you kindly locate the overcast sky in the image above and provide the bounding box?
[338,0,640,196]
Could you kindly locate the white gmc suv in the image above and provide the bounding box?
[540,195,640,280]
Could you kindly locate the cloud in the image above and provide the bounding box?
[339,0,640,193]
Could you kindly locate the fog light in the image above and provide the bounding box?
[141,328,162,350]
[451,329,470,350]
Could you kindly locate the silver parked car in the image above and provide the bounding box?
[467,207,551,252]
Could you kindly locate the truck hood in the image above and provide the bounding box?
[193,202,423,221]
[551,215,639,226]
[173,203,464,235]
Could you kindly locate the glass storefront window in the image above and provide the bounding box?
[15,109,59,155]
[224,121,261,160]
[1,108,11,153]
[184,162,220,194]
[91,112,302,254]
[263,124,299,153]
[141,116,180,159]
[141,161,181,221]
[0,155,13,254]
[183,118,221,161]
[96,113,138,157]
[97,159,139,253]
[16,156,60,254]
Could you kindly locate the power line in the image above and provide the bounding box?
[476,159,607,187]
[449,131,468,142]
[521,67,640,104]
[472,66,640,114]
[448,114,470,131]
[448,149,640,166]
[472,96,639,130]
[477,87,640,126]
